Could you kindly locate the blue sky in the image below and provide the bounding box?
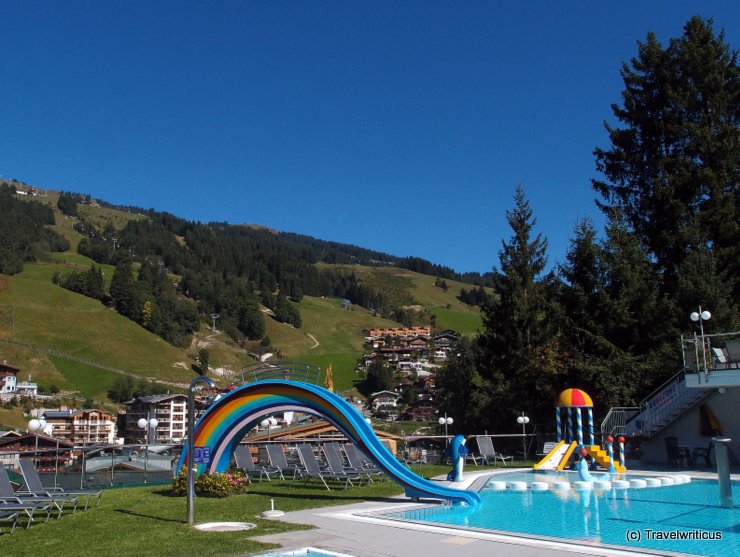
[1,2,738,275]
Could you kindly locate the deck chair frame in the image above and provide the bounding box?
[19,459,100,511]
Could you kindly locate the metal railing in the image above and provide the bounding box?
[235,361,321,385]
[634,367,708,437]
[600,407,640,438]
[2,443,184,489]
[2,430,543,492]
[681,330,740,377]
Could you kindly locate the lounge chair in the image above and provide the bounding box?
[0,501,53,532]
[265,445,305,480]
[343,444,384,482]
[19,459,102,511]
[0,465,59,522]
[692,443,712,468]
[233,445,280,482]
[322,443,366,483]
[477,436,513,466]
[0,507,20,535]
[664,437,692,468]
[296,444,359,490]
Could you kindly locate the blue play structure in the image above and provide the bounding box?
[178,378,481,506]
[446,434,468,482]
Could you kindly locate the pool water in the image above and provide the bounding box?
[390,475,739,556]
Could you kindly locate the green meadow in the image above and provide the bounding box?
[1,224,487,403]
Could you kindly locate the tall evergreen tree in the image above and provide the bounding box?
[558,218,607,355]
[558,214,676,408]
[109,261,140,320]
[593,17,739,300]
[477,186,560,427]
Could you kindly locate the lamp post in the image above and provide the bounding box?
[28,418,48,466]
[187,375,216,526]
[260,417,278,442]
[690,307,712,372]
[438,413,453,441]
[137,417,159,445]
[517,413,530,461]
[137,416,159,484]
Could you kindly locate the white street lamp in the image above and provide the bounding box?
[138,417,159,445]
[28,418,48,466]
[690,306,712,372]
[137,417,158,483]
[260,417,278,441]
[438,413,453,439]
[517,413,530,461]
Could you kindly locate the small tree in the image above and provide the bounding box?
[198,348,210,375]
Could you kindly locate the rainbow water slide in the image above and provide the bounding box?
[177,380,481,506]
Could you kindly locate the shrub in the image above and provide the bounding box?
[171,467,249,498]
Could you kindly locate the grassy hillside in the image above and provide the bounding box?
[0,259,193,385]
[1,258,488,401]
[1,195,489,404]
[317,264,486,336]
[271,295,401,391]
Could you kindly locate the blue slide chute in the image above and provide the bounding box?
[184,379,481,506]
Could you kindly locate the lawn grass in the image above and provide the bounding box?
[0,473,410,556]
[0,463,511,556]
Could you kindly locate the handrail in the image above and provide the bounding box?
[635,367,708,436]
[639,367,685,409]
[600,406,639,437]
[234,361,321,386]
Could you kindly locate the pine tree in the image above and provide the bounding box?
[593,16,739,300]
[558,218,607,354]
[477,186,558,427]
[109,261,140,320]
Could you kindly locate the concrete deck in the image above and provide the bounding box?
[246,468,738,557]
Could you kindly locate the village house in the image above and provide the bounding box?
[42,409,116,445]
[369,390,402,421]
[15,376,39,398]
[403,394,439,421]
[363,326,431,341]
[0,433,74,472]
[0,362,19,398]
[120,393,189,444]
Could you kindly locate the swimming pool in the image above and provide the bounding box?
[388,472,739,556]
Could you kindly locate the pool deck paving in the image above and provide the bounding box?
[247,467,738,557]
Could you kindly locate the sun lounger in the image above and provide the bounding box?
[342,443,384,482]
[19,459,101,511]
[0,507,20,535]
[265,444,306,480]
[477,436,513,466]
[233,445,280,482]
[296,444,360,490]
[0,465,60,521]
[322,443,367,482]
